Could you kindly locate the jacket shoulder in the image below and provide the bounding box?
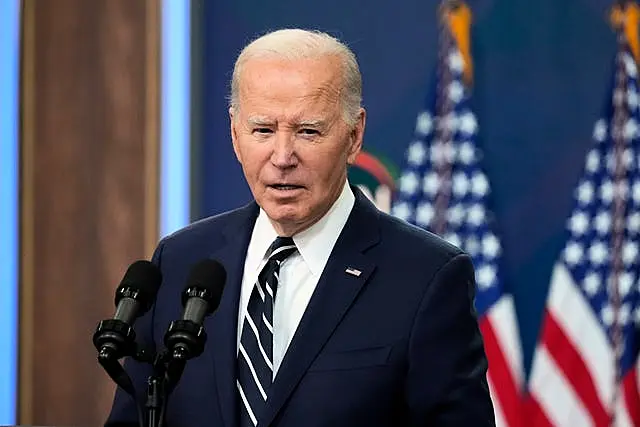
[157,203,257,251]
[376,210,466,267]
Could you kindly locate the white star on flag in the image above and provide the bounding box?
[415,111,433,136]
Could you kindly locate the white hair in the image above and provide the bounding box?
[229,28,362,126]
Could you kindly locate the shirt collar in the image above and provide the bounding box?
[252,180,355,277]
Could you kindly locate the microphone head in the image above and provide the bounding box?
[116,260,162,314]
[182,259,226,314]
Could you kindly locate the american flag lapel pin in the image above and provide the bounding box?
[345,267,361,277]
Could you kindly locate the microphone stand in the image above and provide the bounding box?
[145,366,165,427]
[141,318,208,427]
[144,347,190,427]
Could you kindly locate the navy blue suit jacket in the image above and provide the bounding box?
[106,187,495,427]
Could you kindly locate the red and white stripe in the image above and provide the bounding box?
[480,295,524,427]
[527,263,640,426]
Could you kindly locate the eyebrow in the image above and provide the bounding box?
[296,119,326,128]
[247,116,274,126]
[246,116,328,129]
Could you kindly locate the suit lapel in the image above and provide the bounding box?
[205,203,259,427]
[258,189,381,427]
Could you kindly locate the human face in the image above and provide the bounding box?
[230,55,365,236]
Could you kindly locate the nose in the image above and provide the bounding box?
[270,132,297,169]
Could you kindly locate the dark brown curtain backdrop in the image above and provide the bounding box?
[20,0,160,425]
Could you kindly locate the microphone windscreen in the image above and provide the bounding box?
[116,260,162,312]
[183,259,226,311]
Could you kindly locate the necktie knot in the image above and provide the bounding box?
[266,236,297,264]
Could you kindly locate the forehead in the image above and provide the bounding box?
[237,56,342,119]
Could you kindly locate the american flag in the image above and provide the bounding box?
[526,36,640,427]
[390,5,524,426]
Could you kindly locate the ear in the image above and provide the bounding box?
[346,107,366,165]
[229,107,242,162]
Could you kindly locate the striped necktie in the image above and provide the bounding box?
[237,236,297,427]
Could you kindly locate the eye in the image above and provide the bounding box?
[253,127,273,135]
[299,128,320,136]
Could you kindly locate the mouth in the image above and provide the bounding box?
[268,183,305,191]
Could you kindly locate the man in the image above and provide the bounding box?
[106,28,495,427]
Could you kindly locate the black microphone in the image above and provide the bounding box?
[164,259,226,361]
[93,260,162,361]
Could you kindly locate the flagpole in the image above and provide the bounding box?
[432,0,459,236]
[607,1,636,423]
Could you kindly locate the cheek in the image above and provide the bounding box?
[303,164,342,201]
[238,145,268,178]
[314,150,346,180]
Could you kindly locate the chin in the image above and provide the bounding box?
[262,203,303,223]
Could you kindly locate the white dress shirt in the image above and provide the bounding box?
[237,180,355,378]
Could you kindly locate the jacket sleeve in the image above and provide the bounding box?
[104,240,166,427]
[406,253,496,426]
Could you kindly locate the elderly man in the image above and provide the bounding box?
[106,28,495,427]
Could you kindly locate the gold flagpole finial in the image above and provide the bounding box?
[610,0,640,63]
[441,0,473,85]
